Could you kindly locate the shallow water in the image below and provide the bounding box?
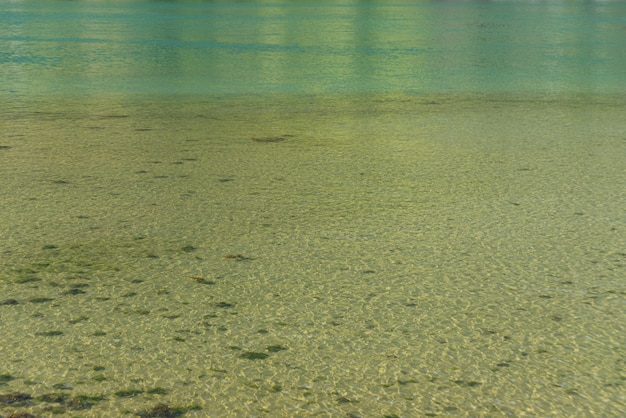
[1,1,626,417]
[3,0,626,98]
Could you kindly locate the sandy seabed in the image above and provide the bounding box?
[1,93,625,417]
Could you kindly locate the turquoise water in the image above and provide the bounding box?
[1,1,626,417]
[2,0,626,100]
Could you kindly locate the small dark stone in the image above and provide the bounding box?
[114,388,143,398]
[68,316,89,324]
[133,309,151,315]
[0,373,14,382]
[266,345,287,353]
[215,301,234,308]
[251,135,292,143]
[146,387,168,395]
[66,397,90,410]
[64,288,86,295]
[36,330,64,337]
[222,254,252,261]
[138,403,184,418]
[0,392,32,405]
[15,277,41,284]
[453,379,481,387]
[397,378,417,385]
[239,352,268,360]
[70,283,89,288]
[7,412,37,418]
[37,392,69,403]
[1,299,19,305]
[190,276,214,285]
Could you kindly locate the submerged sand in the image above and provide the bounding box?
[1,93,625,416]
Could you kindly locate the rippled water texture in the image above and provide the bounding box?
[2,0,626,98]
[1,1,625,417]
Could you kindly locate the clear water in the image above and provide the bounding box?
[2,0,626,99]
[1,1,625,417]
